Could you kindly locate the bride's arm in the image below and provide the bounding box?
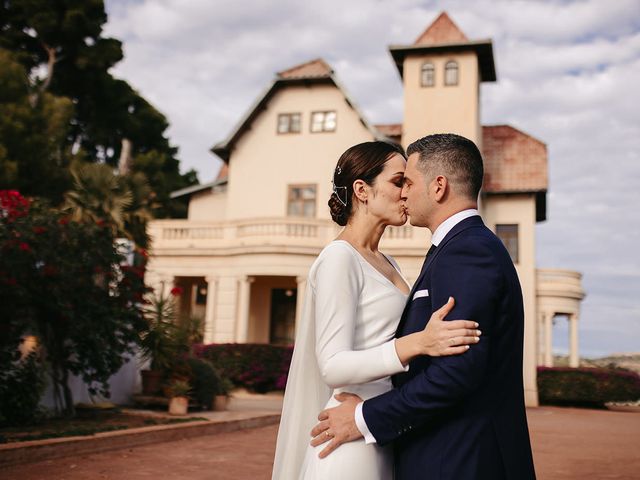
[314,244,401,388]
[314,245,479,389]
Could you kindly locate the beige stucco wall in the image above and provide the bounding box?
[482,193,539,406]
[187,187,228,221]
[225,84,375,221]
[401,52,480,148]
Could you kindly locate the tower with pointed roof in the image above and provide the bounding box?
[389,12,496,148]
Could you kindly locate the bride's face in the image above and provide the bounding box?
[365,153,408,227]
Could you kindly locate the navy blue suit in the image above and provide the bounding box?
[362,216,536,479]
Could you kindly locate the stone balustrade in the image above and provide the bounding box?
[149,217,430,254]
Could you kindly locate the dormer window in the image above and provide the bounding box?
[444,60,459,86]
[277,113,301,134]
[421,62,435,87]
[310,111,337,133]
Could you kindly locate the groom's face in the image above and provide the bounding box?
[401,153,432,227]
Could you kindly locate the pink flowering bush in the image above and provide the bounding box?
[194,343,294,393]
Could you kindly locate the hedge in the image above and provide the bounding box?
[537,366,640,408]
[194,343,293,393]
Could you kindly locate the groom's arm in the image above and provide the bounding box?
[361,236,504,446]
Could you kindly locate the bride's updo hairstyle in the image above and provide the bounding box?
[329,141,406,226]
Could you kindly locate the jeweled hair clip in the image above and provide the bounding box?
[332,184,348,207]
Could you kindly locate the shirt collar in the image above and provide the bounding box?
[431,209,479,246]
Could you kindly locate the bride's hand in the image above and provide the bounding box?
[419,297,481,356]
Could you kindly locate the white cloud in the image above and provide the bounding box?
[103,0,640,356]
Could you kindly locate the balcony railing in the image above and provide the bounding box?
[149,217,430,254]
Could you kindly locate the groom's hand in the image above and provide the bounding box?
[310,392,363,458]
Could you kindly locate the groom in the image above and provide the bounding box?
[311,134,536,479]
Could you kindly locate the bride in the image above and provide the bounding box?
[272,141,480,479]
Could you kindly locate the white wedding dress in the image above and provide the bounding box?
[272,240,409,479]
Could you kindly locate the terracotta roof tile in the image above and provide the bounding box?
[482,125,548,193]
[277,58,333,79]
[414,12,469,45]
[374,123,402,140]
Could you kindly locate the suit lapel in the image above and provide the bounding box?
[396,215,485,335]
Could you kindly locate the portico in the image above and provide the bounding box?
[536,269,586,367]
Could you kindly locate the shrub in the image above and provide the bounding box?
[0,352,47,426]
[194,343,293,393]
[0,192,148,415]
[166,356,225,408]
[186,358,219,407]
[537,366,640,408]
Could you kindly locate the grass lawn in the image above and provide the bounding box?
[0,408,207,444]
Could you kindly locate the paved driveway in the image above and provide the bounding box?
[3,406,639,480]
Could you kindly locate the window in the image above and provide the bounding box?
[421,62,435,87]
[496,224,519,263]
[310,111,337,133]
[277,113,301,134]
[444,60,459,86]
[287,185,316,217]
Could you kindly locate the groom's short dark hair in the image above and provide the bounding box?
[407,133,484,200]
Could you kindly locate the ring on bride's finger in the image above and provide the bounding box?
[325,430,331,438]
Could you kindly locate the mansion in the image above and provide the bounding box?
[146,13,585,406]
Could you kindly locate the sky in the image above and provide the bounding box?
[103,0,640,357]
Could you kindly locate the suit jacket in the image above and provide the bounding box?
[362,215,536,480]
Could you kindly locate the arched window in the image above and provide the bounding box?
[444,60,459,86]
[421,62,435,87]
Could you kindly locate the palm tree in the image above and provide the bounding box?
[64,163,132,231]
[122,172,156,248]
[64,163,155,246]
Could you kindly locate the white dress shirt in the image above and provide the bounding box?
[354,208,480,444]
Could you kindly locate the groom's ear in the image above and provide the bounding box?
[433,175,448,201]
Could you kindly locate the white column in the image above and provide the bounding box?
[544,312,554,367]
[203,275,218,344]
[295,276,307,335]
[537,314,545,366]
[569,314,579,368]
[235,276,254,343]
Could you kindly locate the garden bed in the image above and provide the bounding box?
[0,409,205,444]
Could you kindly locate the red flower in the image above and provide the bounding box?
[19,242,31,252]
[58,217,70,225]
[0,190,29,219]
[170,286,183,297]
[33,226,47,234]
